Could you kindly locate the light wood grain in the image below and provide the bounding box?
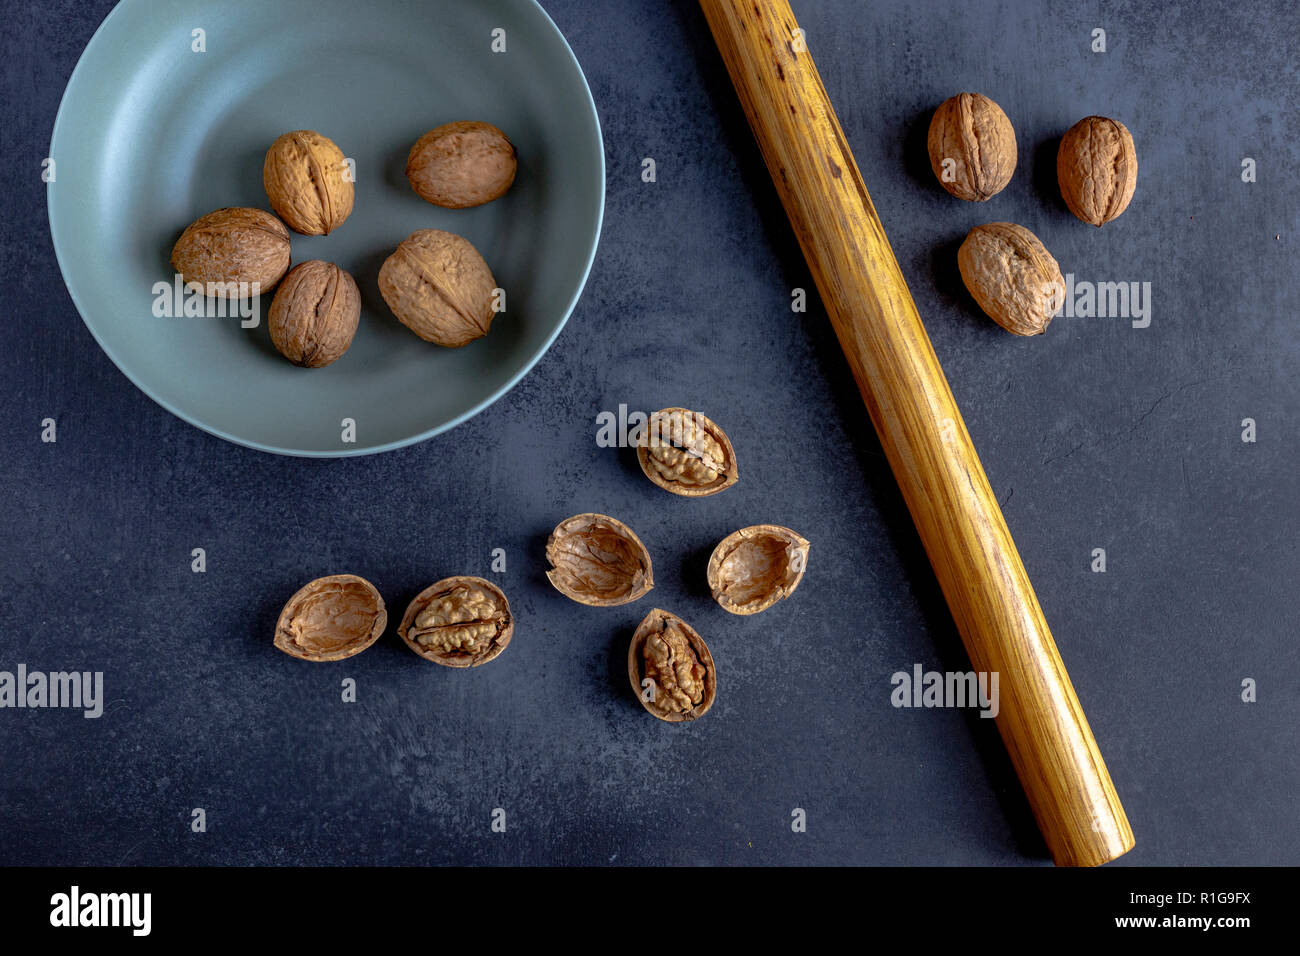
[699,0,1134,866]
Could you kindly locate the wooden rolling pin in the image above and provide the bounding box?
[699,0,1133,866]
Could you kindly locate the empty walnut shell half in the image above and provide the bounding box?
[170,207,291,298]
[268,260,361,368]
[274,574,387,662]
[398,576,513,667]
[546,513,653,607]
[707,525,810,615]
[628,608,717,722]
[637,407,738,497]
[378,229,498,347]
[406,121,518,209]
[263,130,355,236]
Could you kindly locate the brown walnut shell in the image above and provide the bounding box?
[263,130,355,236]
[927,92,1017,202]
[636,407,738,497]
[628,608,716,723]
[1057,116,1138,227]
[170,207,291,298]
[707,525,810,616]
[406,121,517,209]
[546,513,653,607]
[267,260,361,368]
[957,222,1064,336]
[378,229,498,347]
[274,574,386,662]
[398,576,513,668]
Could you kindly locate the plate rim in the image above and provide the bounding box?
[47,0,605,459]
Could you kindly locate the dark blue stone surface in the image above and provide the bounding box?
[1,0,1296,865]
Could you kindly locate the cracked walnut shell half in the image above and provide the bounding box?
[628,608,716,722]
[263,130,355,236]
[398,576,513,667]
[274,574,387,662]
[707,525,810,615]
[546,513,653,607]
[378,229,498,347]
[637,407,738,497]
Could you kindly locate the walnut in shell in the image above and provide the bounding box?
[170,207,291,298]
[1057,116,1137,227]
[707,525,810,616]
[406,121,517,209]
[263,130,354,236]
[398,576,513,667]
[378,229,498,347]
[957,222,1064,336]
[268,260,361,368]
[546,513,653,607]
[927,92,1017,202]
[628,608,716,723]
[637,407,738,497]
[274,574,387,662]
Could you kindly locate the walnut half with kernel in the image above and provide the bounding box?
[637,407,738,497]
[398,576,513,667]
[628,608,716,722]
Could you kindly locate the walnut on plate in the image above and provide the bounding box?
[267,260,361,368]
[378,229,498,347]
[406,121,517,209]
[263,130,354,236]
[170,207,291,298]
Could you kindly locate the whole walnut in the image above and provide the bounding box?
[1057,116,1137,226]
[957,222,1064,336]
[928,92,1017,202]
[378,229,498,347]
[263,130,354,235]
[406,121,517,209]
[267,260,361,368]
[170,207,291,297]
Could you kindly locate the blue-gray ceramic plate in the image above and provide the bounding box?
[49,0,603,456]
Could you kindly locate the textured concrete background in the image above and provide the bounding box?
[2,0,1297,865]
